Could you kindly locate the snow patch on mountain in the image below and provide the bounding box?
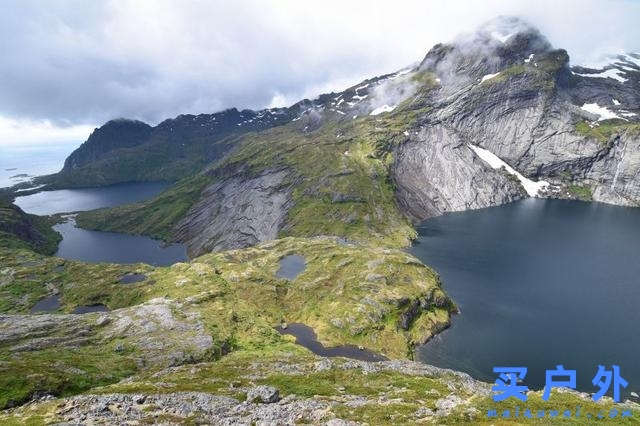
[574,68,628,83]
[490,31,513,43]
[581,103,624,121]
[468,144,550,197]
[370,104,396,116]
[480,73,500,83]
[621,53,640,68]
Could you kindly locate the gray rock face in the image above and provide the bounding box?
[393,126,525,222]
[434,394,465,417]
[0,298,213,367]
[38,392,333,425]
[394,19,640,218]
[0,311,94,351]
[431,69,640,207]
[174,169,293,257]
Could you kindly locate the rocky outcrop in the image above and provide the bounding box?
[392,126,525,222]
[246,385,280,403]
[37,392,333,425]
[0,298,213,367]
[174,169,293,257]
[0,356,494,424]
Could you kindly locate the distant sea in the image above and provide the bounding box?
[0,143,80,189]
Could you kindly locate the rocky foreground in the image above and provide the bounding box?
[3,351,639,424]
[0,356,489,424]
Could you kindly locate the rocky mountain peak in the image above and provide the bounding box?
[419,16,557,87]
[475,16,552,54]
[62,119,152,171]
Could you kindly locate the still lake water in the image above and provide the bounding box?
[54,220,187,265]
[412,199,640,394]
[14,181,172,215]
[15,181,187,266]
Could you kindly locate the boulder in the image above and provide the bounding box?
[246,386,280,404]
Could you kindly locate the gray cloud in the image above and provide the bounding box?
[0,0,639,128]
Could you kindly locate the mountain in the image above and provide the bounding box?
[38,107,295,187]
[40,83,407,189]
[75,17,640,257]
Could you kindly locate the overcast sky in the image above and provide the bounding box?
[1,0,639,146]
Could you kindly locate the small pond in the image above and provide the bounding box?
[30,295,60,313]
[276,255,306,280]
[276,322,387,362]
[53,220,186,266]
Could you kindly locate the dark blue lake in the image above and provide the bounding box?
[14,181,172,215]
[53,219,186,266]
[15,182,187,266]
[412,199,640,396]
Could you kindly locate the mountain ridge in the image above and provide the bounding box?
[71,17,640,257]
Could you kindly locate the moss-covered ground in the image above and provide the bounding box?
[0,199,61,255]
[0,235,454,410]
[567,184,593,201]
[575,120,640,144]
[0,248,150,314]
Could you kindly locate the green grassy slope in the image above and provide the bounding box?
[0,199,61,255]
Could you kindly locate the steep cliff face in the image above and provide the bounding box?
[392,126,525,222]
[392,17,640,218]
[174,169,293,256]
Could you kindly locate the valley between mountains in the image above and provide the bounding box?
[1,17,640,424]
